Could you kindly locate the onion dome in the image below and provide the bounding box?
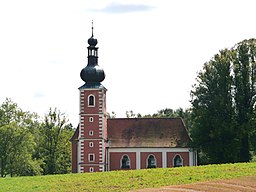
[88,35,98,47]
[80,65,105,83]
[80,22,105,88]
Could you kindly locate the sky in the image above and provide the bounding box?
[0,0,256,125]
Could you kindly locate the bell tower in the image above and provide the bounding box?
[78,23,107,172]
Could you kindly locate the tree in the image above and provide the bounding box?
[0,124,13,177]
[107,111,116,119]
[36,108,73,174]
[190,49,238,164]
[190,38,256,164]
[0,98,42,177]
[0,98,74,176]
[54,123,73,174]
[6,123,42,177]
[233,39,256,162]
[125,110,141,118]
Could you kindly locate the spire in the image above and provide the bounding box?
[91,20,94,37]
[80,22,105,88]
[88,20,97,47]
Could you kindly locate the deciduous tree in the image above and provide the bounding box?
[190,49,237,164]
[190,38,256,164]
[233,39,256,162]
[0,98,42,177]
[36,108,73,174]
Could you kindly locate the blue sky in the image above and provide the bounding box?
[0,0,256,125]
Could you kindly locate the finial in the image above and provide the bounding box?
[91,20,94,37]
[87,20,97,46]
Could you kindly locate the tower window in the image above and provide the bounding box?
[173,155,183,167]
[89,117,94,122]
[147,155,156,168]
[89,130,94,136]
[88,154,95,162]
[88,95,95,107]
[89,167,94,172]
[121,155,130,169]
[89,142,94,147]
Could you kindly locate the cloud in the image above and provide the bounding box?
[91,2,155,14]
[34,91,45,98]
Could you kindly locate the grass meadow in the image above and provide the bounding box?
[0,162,256,192]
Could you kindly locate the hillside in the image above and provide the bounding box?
[0,163,256,192]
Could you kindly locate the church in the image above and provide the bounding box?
[70,26,197,173]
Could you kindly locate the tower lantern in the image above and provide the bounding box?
[80,22,105,87]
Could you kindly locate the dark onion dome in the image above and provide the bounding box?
[88,35,97,47]
[80,65,105,83]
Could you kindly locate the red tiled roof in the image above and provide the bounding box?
[107,118,191,148]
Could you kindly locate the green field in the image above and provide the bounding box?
[0,162,256,192]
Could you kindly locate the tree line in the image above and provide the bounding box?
[0,98,74,177]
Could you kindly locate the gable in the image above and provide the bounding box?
[107,118,191,148]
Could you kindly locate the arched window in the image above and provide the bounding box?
[147,155,156,168]
[88,95,95,107]
[121,155,130,169]
[173,155,183,167]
